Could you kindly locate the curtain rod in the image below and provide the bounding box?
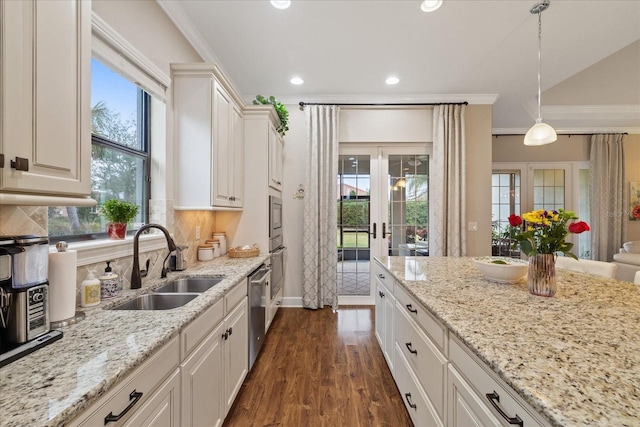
[298,101,468,108]
[494,132,629,137]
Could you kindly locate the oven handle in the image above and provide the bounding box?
[271,247,286,256]
[250,268,270,285]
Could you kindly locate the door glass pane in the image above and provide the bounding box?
[388,155,429,256]
[533,169,565,212]
[578,169,591,258]
[337,155,371,296]
[491,170,521,257]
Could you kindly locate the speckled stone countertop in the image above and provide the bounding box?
[376,256,640,427]
[0,255,268,427]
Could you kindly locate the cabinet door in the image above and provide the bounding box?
[230,102,244,207]
[181,323,225,427]
[123,369,181,427]
[0,0,90,196]
[448,365,501,427]
[212,80,232,207]
[382,285,395,371]
[375,281,385,348]
[224,297,248,413]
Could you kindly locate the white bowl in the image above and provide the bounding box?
[473,257,528,283]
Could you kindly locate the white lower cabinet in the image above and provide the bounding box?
[374,262,550,427]
[70,337,180,426]
[180,322,225,427]
[123,369,181,427]
[179,283,248,426]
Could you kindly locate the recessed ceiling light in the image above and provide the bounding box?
[271,0,291,10]
[290,76,304,85]
[386,76,400,85]
[421,0,443,13]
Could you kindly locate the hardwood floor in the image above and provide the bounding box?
[223,306,412,427]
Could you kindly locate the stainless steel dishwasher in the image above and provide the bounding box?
[248,264,269,370]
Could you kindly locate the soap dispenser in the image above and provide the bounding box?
[99,261,119,300]
[81,270,101,307]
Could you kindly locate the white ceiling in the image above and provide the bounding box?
[158,0,640,134]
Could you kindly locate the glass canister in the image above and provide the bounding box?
[212,232,227,255]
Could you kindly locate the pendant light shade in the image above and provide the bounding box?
[524,1,556,146]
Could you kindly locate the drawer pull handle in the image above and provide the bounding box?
[104,390,143,424]
[404,392,417,409]
[406,304,418,314]
[378,273,385,279]
[486,391,523,427]
[405,342,417,355]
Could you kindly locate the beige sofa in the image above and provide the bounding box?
[613,241,640,282]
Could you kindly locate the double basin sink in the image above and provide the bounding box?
[110,276,225,311]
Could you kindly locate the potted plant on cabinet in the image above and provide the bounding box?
[100,199,139,239]
[252,95,289,136]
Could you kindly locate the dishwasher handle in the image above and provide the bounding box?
[250,267,270,285]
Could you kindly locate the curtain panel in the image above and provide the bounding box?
[430,104,467,256]
[590,133,626,262]
[302,105,340,310]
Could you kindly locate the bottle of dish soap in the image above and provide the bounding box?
[81,270,101,307]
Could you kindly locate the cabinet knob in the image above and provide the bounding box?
[10,156,29,171]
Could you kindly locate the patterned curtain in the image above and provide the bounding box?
[430,104,467,256]
[302,105,339,309]
[590,133,626,261]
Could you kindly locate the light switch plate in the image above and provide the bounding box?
[195,226,201,240]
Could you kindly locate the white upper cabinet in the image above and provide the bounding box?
[172,64,244,210]
[0,0,92,202]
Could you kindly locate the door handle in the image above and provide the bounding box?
[382,223,391,238]
[370,223,377,239]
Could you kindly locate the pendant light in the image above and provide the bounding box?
[524,1,557,146]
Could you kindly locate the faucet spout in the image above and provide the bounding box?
[131,224,178,289]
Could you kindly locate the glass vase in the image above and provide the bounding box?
[527,254,556,297]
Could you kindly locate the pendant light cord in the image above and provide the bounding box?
[536,11,543,122]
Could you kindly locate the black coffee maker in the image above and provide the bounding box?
[0,236,50,349]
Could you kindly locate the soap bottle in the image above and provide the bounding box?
[100,261,119,300]
[81,270,101,307]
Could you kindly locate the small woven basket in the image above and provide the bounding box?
[228,244,260,258]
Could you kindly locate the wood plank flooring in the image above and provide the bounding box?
[223,306,412,427]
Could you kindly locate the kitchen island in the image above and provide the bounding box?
[0,254,268,427]
[376,256,640,426]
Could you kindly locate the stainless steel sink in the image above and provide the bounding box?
[110,293,199,311]
[153,276,226,294]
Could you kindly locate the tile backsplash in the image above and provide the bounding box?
[0,204,235,309]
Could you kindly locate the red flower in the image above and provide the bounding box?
[633,205,640,219]
[508,214,522,227]
[568,221,590,234]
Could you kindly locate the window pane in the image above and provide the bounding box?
[91,59,143,150]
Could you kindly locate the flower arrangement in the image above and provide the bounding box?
[506,209,590,259]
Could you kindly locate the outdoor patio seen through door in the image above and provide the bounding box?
[337,145,430,305]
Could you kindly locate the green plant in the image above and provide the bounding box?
[100,199,139,224]
[252,95,289,136]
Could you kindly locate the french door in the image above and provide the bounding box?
[338,144,430,305]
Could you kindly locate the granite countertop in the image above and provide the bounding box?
[0,254,268,427]
[376,256,640,427]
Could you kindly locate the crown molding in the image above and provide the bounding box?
[543,104,640,121]
[156,0,218,63]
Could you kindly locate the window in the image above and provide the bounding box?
[48,58,150,240]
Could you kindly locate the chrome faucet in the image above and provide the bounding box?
[131,224,178,289]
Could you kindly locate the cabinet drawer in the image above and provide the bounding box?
[395,300,447,422]
[225,280,247,313]
[372,260,394,293]
[394,343,444,427]
[449,336,549,427]
[394,284,446,351]
[73,337,180,426]
[181,298,224,359]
